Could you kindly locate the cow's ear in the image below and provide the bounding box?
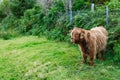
[79,30,85,39]
[81,29,85,34]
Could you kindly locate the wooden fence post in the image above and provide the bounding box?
[91,3,94,12]
[106,6,109,27]
[69,0,72,23]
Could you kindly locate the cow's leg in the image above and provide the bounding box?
[90,57,94,66]
[100,50,104,61]
[82,53,87,64]
[96,53,99,59]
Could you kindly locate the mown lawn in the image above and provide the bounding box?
[0,36,120,80]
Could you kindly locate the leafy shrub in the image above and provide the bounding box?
[0,14,20,39]
[0,32,12,40]
[107,24,120,63]
[44,13,71,41]
[42,1,64,30]
[20,8,38,32]
[17,6,44,35]
[72,0,85,11]
[105,1,120,63]
[107,0,120,9]
[113,43,120,63]
[0,29,19,40]
[10,0,36,18]
[73,10,106,29]
[0,0,10,15]
[0,15,18,29]
[0,10,6,22]
[0,0,10,22]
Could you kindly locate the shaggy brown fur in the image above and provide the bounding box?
[70,26,108,66]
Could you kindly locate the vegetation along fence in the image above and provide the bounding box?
[67,4,120,28]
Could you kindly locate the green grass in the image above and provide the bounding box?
[0,36,120,80]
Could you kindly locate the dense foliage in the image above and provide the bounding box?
[10,0,36,18]
[0,0,120,63]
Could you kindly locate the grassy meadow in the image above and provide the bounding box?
[0,36,120,80]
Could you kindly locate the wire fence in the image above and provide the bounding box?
[67,5,120,27]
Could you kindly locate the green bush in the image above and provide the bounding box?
[73,10,106,29]
[0,0,10,22]
[18,6,42,33]
[0,10,6,22]
[0,0,10,15]
[72,0,85,11]
[0,15,18,29]
[0,29,19,40]
[10,0,36,18]
[0,15,19,39]
[45,14,71,41]
[107,24,120,63]
[107,0,120,9]
[113,43,120,62]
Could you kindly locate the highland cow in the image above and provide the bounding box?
[70,26,108,66]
